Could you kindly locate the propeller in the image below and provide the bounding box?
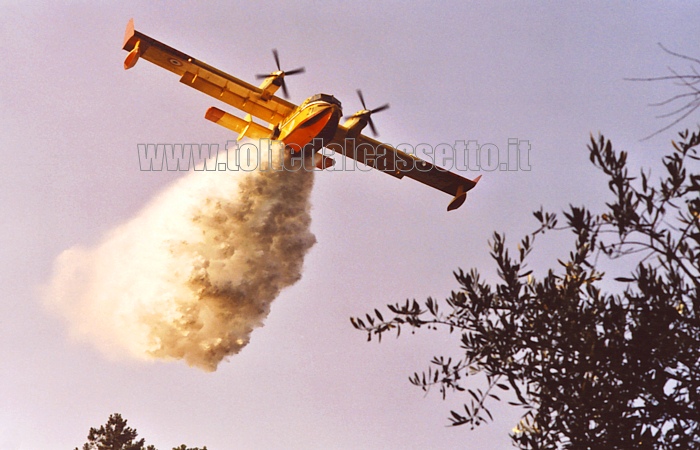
[345,89,390,136]
[255,49,305,99]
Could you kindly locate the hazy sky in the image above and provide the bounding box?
[2,2,699,449]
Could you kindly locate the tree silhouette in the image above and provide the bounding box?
[76,413,206,450]
[75,413,153,450]
[352,129,700,448]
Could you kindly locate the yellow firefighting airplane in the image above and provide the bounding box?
[122,19,480,210]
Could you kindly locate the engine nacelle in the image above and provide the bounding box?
[257,73,283,101]
[342,114,369,139]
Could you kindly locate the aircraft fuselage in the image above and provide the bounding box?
[276,93,342,154]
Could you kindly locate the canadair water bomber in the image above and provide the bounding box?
[122,19,481,210]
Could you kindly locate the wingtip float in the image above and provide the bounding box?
[122,19,481,211]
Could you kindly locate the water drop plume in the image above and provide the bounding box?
[45,147,316,371]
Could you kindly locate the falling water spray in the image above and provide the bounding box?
[45,145,315,371]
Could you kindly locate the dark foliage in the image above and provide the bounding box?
[352,129,700,449]
[75,413,153,450]
[76,413,207,450]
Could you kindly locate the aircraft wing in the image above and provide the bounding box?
[122,19,296,126]
[328,126,481,211]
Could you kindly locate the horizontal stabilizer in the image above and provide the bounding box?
[204,107,271,140]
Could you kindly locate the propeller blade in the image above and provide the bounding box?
[285,67,306,76]
[371,103,390,114]
[352,90,387,135]
[368,117,378,137]
[272,49,281,71]
[259,50,305,98]
[357,89,367,110]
